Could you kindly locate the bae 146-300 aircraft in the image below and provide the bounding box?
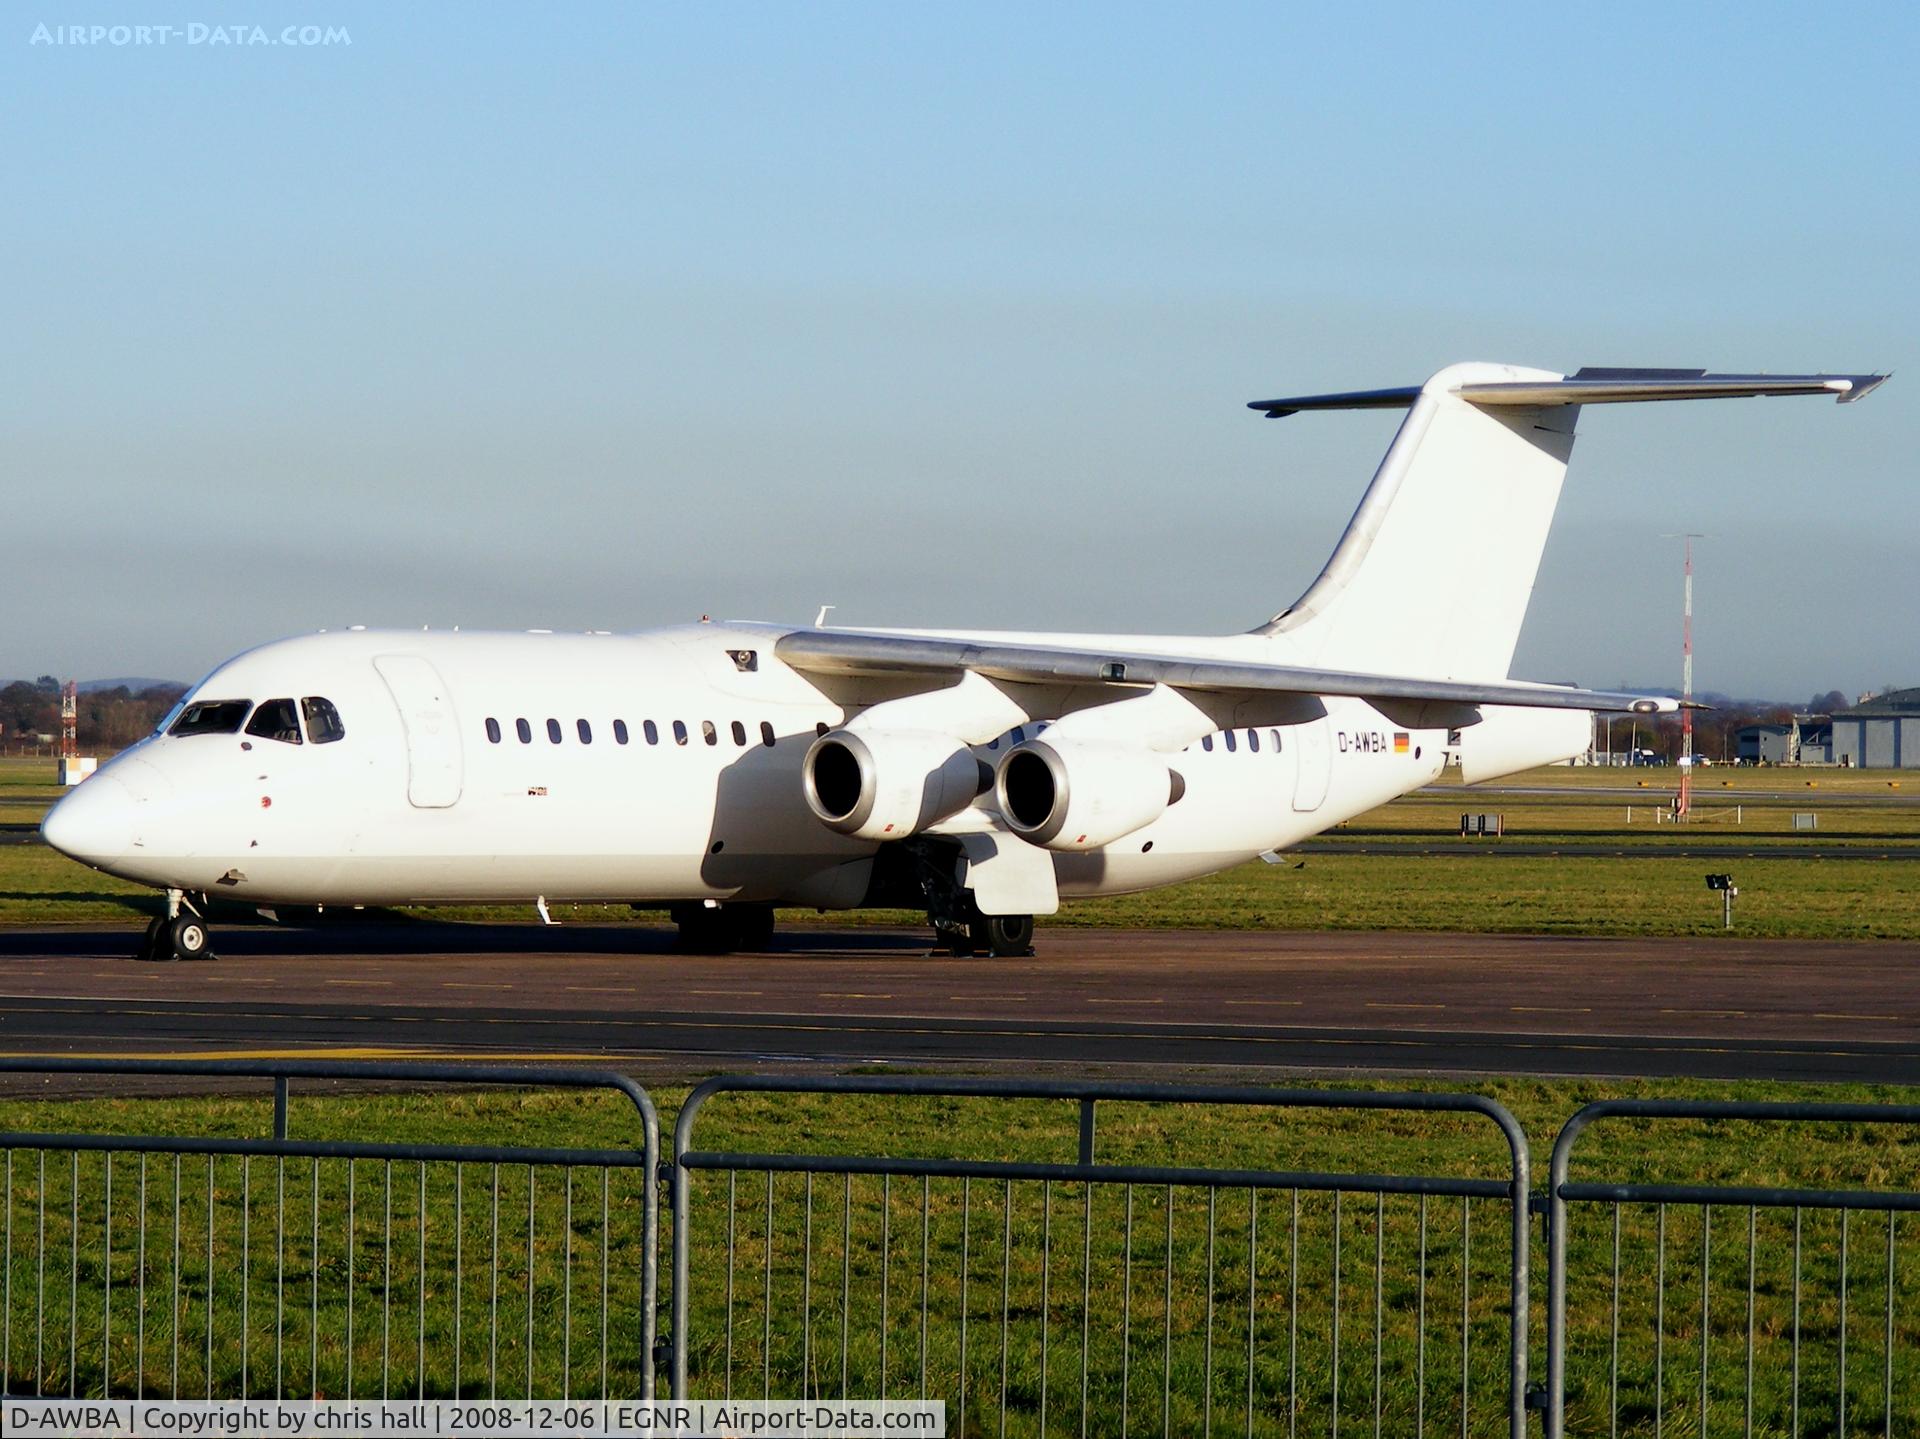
[42,363,1884,962]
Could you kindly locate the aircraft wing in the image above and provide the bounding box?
[773,629,1676,714]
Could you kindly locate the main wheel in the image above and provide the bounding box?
[673,906,731,954]
[168,914,212,961]
[729,904,777,953]
[980,914,1034,958]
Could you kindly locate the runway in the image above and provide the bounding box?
[1,922,1917,1083]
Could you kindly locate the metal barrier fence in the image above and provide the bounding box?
[8,1063,1918,1435]
[670,1076,1532,1438]
[1545,1099,1920,1439]
[0,1059,660,1401]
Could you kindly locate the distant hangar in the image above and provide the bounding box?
[1830,687,1920,768]
[1734,688,1920,768]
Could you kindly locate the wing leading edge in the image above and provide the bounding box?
[774,629,1676,715]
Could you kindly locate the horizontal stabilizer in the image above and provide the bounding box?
[775,628,1676,715]
[1251,368,1887,417]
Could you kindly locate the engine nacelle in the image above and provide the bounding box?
[1456,706,1593,784]
[994,736,1183,852]
[802,728,989,842]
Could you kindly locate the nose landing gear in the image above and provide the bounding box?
[136,892,217,963]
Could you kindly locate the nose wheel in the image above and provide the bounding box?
[137,906,217,962]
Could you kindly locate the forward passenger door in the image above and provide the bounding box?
[373,654,463,808]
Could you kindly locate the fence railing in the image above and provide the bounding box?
[1545,1099,1920,1439]
[7,1062,1918,1436]
[670,1075,1532,1438]
[0,1059,660,1402]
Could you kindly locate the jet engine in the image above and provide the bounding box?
[994,735,1184,851]
[802,728,990,842]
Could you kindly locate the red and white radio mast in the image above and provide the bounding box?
[59,681,78,760]
[1669,534,1705,819]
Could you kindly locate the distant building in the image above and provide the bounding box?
[1733,715,1832,765]
[1830,688,1920,768]
[1735,724,1793,764]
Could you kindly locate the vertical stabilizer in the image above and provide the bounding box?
[1255,362,1576,681]
[1248,362,1885,681]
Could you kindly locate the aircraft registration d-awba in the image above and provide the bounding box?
[42,363,1884,961]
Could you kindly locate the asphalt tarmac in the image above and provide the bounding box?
[1,922,1916,1083]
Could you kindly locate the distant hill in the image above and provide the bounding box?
[78,678,183,694]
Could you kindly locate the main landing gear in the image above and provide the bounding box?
[880,837,1037,958]
[960,910,1035,959]
[672,902,777,955]
[137,892,216,963]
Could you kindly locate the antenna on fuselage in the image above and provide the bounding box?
[815,604,835,627]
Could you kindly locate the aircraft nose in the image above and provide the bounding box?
[41,776,137,865]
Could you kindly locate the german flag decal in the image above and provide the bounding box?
[1393,732,1410,754]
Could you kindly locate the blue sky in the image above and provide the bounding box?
[4,4,1914,699]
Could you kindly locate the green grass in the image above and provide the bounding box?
[2,1077,1917,1434]
[0,756,63,829]
[1336,765,1920,847]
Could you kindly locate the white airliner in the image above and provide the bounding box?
[42,363,1883,961]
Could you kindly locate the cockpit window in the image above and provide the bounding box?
[170,700,252,737]
[302,697,346,744]
[245,698,304,745]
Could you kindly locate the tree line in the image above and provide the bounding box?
[0,677,187,753]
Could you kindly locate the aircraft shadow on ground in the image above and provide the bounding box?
[0,920,928,960]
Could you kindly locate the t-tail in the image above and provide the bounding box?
[1248,364,1886,682]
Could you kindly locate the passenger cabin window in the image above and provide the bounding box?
[577,718,593,744]
[1246,729,1259,753]
[1269,729,1283,752]
[546,718,562,744]
[613,719,629,745]
[1223,730,1237,753]
[730,720,747,746]
[1201,734,1214,752]
[302,697,346,744]
[701,720,718,746]
[760,721,775,747]
[645,720,659,745]
[516,719,532,744]
[170,700,252,737]
[245,698,303,745]
[672,720,688,746]
[485,718,502,744]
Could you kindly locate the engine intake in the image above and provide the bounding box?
[803,729,990,842]
[995,736,1183,851]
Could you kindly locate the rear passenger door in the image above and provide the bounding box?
[1291,717,1332,812]
[373,655,463,808]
